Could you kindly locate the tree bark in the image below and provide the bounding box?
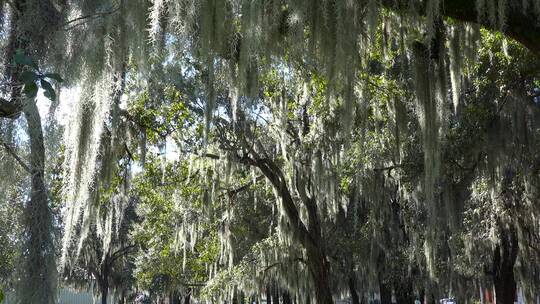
[381,0,540,56]
[349,276,360,304]
[20,100,57,304]
[305,240,333,304]
[380,281,392,304]
[248,158,333,304]
[283,291,293,304]
[493,228,518,304]
[272,287,280,304]
[2,1,61,303]
[100,276,109,304]
[304,197,333,304]
[266,287,272,304]
[394,281,413,304]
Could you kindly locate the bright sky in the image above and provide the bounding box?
[37,86,80,125]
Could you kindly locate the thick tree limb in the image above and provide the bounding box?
[108,244,137,266]
[1,140,30,172]
[373,163,414,172]
[261,257,306,277]
[382,0,540,55]
[443,1,540,55]
[201,153,220,160]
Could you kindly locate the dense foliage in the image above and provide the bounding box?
[0,1,540,304]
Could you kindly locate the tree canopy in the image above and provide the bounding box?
[0,1,540,304]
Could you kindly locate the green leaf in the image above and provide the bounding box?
[20,71,38,84]
[13,50,38,70]
[43,73,64,83]
[40,79,56,101]
[40,79,54,92]
[43,89,56,101]
[23,82,38,99]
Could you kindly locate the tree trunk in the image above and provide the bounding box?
[380,281,392,304]
[99,266,110,304]
[100,278,109,304]
[304,197,332,304]
[170,291,181,304]
[272,287,280,304]
[493,228,518,304]
[266,287,272,304]
[254,159,333,304]
[20,99,57,304]
[100,281,108,304]
[395,281,413,304]
[3,2,58,304]
[183,290,191,304]
[305,244,333,304]
[349,276,360,304]
[283,291,293,304]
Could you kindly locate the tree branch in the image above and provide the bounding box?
[60,5,121,31]
[201,153,220,160]
[227,175,265,198]
[181,282,207,287]
[382,0,540,56]
[108,244,137,266]
[1,140,31,173]
[373,163,411,172]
